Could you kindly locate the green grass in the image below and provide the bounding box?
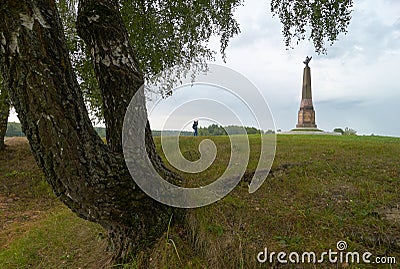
[153,134,400,268]
[0,138,107,269]
[0,208,105,269]
[1,135,400,268]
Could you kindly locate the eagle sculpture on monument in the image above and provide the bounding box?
[303,56,312,66]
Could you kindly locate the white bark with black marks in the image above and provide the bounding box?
[0,0,180,265]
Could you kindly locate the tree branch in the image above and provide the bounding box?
[77,0,144,153]
[76,0,182,184]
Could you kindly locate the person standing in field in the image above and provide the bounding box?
[192,120,198,136]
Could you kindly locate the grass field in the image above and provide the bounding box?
[0,135,399,268]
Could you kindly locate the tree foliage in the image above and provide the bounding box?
[5,122,24,137]
[344,127,357,136]
[58,0,355,123]
[333,127,344,134]
[56,0,243,122]
[57,0,103,121]
[271,0,353,54]
[1,0,355,140]
[198,124,263,136]
[121,0,242,77]
[4,122,108,138]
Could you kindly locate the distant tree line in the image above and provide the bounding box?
[7,122,270,138]
[333,127,357,136]
[198,124,265,136]
[151,130,192,136]
[6,122,108,138]
[93,127,107,138]
[10,122,360,137]
[5,122,24,137]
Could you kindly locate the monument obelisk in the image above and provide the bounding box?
[296,56,318,129]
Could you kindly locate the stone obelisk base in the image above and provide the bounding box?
[296,98,317,129]
[292,104,322,132]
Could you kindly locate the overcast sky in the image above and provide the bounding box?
[9,0,400,136]
[149,0,400,136]
[209,0,400,136]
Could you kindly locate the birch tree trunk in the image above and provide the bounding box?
[0,84,9,150]
[0,0,180,265]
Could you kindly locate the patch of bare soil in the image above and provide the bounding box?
[382,206,400,223]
